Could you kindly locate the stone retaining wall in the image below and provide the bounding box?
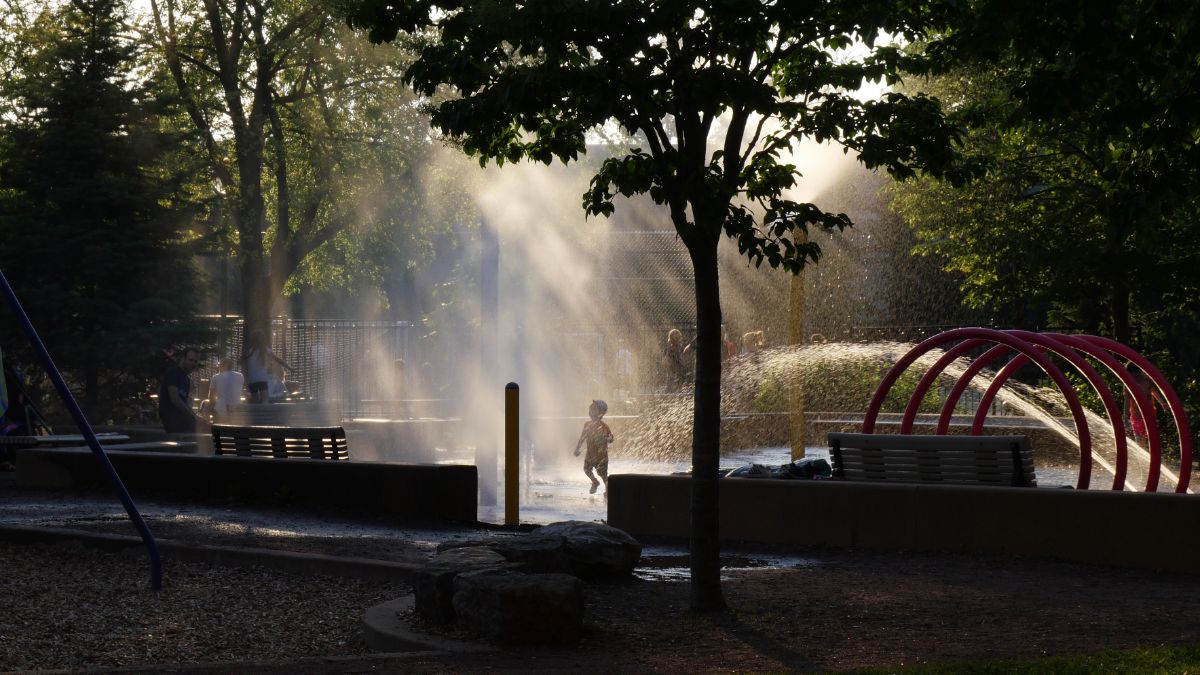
[608,474,1200,575]
[17,448,478,523]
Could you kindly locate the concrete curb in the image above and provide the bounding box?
[0,524,422,581]
[362,596,496,654]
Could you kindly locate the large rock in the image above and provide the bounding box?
[487,535,572,573]
[435,522,642,578]
[536,521,642,578]
[413,546,514,625]
[452,569,584,645]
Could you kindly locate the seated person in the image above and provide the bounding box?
[267,363,289,403]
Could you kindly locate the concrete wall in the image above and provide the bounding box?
[608,474,1200,575]
[18,448,478,524]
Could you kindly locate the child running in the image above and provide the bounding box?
[574,399,613,496]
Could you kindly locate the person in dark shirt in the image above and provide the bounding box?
[159,348,206,433]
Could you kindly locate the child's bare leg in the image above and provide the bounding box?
[584,464,600,493]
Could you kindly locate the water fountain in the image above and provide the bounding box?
[259,140,1194,524]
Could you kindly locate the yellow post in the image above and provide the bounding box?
[504,382,519,525]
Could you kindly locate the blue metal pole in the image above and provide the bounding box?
[0,270,162,590]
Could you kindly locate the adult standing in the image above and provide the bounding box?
[663,329,687,392]
[206,357,244,420]
[243,330,290,404]
[159,348,206,433]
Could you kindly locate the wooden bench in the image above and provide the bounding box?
[828,432,1036,487]
[212,425,348,460]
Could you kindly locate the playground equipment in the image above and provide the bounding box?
[0,270,162,589]
[863,328,1192,493]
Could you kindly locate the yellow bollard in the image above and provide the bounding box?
[504,382,519,525]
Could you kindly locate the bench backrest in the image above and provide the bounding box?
[828,432,1036,487]
[211,425,348,460]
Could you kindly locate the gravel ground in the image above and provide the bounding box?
[7,536,1200,674]
[0,542,409,673]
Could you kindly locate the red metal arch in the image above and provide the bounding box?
[970,332,1136,491]
[864,329,1192,493]
[897,338,986,434]
[935,344,1010,434]
[862,328,1094,489]
[1077,335,1193,493]
[1044,333,1159,491]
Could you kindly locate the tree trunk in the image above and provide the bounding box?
[241,255,272,347]
[687,237,726,612]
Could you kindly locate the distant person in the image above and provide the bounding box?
[267,362,288,402]
[739,330,765,356]
[204,357,244,420]
[663,329,687,392]
[242,330,290,404]
[721,325,737,362]
[614,339,633,400]
[573,399,613,497]
[159,348,207,433]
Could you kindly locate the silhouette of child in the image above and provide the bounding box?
[574,399,613,496]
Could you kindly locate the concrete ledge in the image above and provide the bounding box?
[607,474,1200,574]
[17,448,477,523]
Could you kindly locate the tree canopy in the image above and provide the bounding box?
[146,0,457,340]
[0,0,214,419]
[890,0,1200,409]
[348,0,976,610]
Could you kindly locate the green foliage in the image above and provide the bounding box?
[348,0,979,264]
[887,3,1200,415]
[750,375,786,414]
[0,0,217,419]
[147,0,461,333]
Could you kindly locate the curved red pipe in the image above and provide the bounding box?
[1078,335,1193,493]
[981,331,1130,490]
[863,328,1094,489]
[899,338,986,434]
[1045,333,1158,491]
[971,352,1029,433]
[935,344,1010,434]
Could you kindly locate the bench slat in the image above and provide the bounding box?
[828,432,1036,487]
[212,424,348,460]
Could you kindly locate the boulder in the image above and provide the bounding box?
[487,534,572,573]
[434,522,642,578]
[536,520,642,578]
[413,546,513,624]
[452,569,584,645]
